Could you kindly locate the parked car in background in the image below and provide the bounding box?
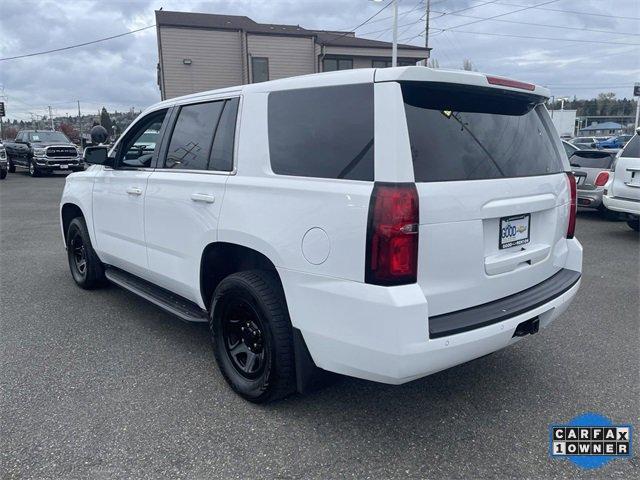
[60,67,582,403]
[562,139,579,158]
[603,131,640,231]
[596,134,632,150]
[3,130,83,177]
[568,148,616,213]
[0,143,7,179]
[570,136,601,149]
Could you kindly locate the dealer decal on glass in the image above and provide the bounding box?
[550,413,633,469]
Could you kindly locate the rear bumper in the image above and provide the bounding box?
[603,194,640,215]
[280,239,583,384]
[577,188,603,208]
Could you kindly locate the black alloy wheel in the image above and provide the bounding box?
[210,270,296,403]
[221,299,267,379]
[69,230,88,280]
[66,217,105,289]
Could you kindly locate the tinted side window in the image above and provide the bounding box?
[268,84,374,181]
[165,102,223,170]
[210,98,239,171]
[621,135,640,158]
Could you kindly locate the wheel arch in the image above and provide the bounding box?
[199,241,282,310]
[61,203,85,244]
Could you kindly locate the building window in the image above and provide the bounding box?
[251,57,269,83]
[372,59,415,68]
[323,58,353,72]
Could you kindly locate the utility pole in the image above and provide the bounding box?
[391,0,398,67]
[425,0,431,50]
[634,83,640,130]
[48,105,54,130]
[77,100,82,147]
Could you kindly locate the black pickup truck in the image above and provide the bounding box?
[3,130,83,177]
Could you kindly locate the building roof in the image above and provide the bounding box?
[580,122,624,131]
[155,10,429,53]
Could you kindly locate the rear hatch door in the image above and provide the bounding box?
[611,134,640,201]
[400,81,571,316]
[568,150,614,190]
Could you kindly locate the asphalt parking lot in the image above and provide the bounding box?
[1,172,638,479]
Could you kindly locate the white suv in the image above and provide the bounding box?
[603,131,640,231]
[60,67,582,403]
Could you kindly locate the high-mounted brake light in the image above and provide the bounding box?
[365,183,419,286]
[566,173,577,239]
[594,171,610,187]
[486,75,536,91]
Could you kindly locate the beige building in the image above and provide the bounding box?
[156,10,430,100]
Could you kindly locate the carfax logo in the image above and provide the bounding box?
[550,412,633,469]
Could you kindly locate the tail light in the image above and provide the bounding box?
[365,183,419,286]
[594,171,610,187]
[566,172,577,239]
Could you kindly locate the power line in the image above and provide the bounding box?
[429,9,640,36]
[439,0,561,31]
[322,0,394,46]
[361,0,501,39]
[428,28,640,46]
[495,1,640,21]
[0,25,156,62]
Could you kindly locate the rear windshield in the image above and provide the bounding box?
[621,135,639,158]
[568,151,613,169]
[401,82,564,182]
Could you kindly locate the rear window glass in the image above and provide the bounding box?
[401,82,564,182]
[568,152,613,169]
[268,84,374,181]
[621,135,640,158]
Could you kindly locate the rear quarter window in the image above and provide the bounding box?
[402,83,564,182]
[268,84,374,181]
[621,135,640,158]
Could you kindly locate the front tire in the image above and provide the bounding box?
[210,270,296,403]
[0,169,6,179]
[28,160,39,177]
[627,217,640,232]
[8,161,15,173]
[66,217,105,289]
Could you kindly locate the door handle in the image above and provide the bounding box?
[191,193,215,204]
[126,187,143,196]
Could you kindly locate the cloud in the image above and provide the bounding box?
[0,0,638,120]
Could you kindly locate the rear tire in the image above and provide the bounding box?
[0,169,6,179]
[210,270,296,403]
[66,217,105,289]
[627,217,640,232]
[8,161,15,173]
[598,204,620,220]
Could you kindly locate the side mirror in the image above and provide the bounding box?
[83,146,112,166]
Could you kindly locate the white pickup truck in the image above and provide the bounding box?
[60,67,582,403]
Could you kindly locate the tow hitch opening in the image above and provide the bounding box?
[513,317,540,337]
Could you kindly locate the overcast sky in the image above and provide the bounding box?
[0,0,638,121]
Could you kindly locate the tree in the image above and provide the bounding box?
[462,59,475,71]
[2,126,18,140]
[59,122,79,142]
[100,107,113,133]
